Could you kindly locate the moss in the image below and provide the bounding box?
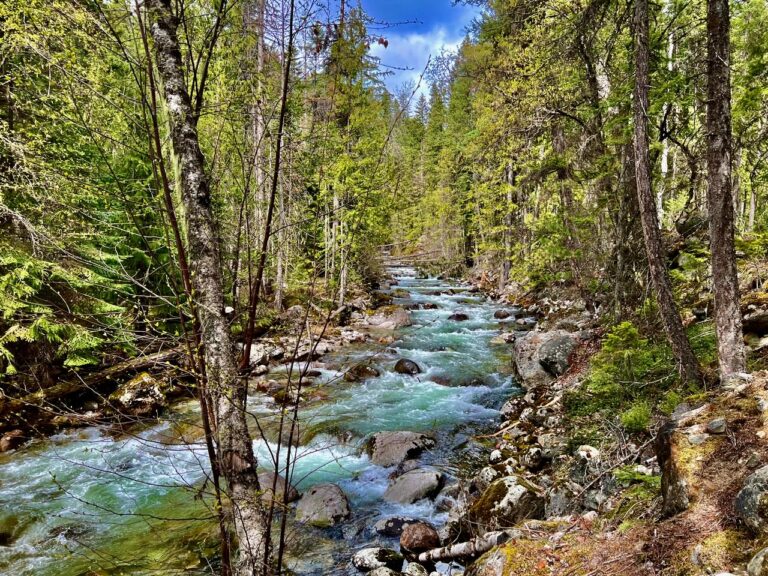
[669,529,746,575]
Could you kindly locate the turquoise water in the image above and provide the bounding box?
[0,270,517,575]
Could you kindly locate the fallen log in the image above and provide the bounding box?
[417,529,519,564]
[0,347,184,428]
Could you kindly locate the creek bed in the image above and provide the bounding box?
[0,269,519,575]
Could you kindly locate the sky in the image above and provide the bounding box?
[361,0,480,95]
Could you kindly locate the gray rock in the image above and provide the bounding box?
[295,483,351,527]
[394,359,421,375]
[749,547,768,576]
[404,563,429,576]
[736,465,768,532]
[468,476,545,534]
[369,306,412,330]
[538,332,577,376]
[383,468,444,504]
[369,569,401,576]
[367,431,436,467]
[706,417,727,434]
[352,547,404,572]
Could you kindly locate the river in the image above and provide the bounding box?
[0,269,519,575]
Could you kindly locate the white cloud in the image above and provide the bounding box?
[369,25,467,96]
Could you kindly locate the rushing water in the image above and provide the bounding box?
[0,269,519,575]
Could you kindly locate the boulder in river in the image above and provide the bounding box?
[394,359,421,375]
[345,364,381,382]
[400,521,440,555]
[257,471,300,504]
[493,309,511,319]
[109,372,168,416]
[352,547,404,572]
[295,483,351,527]
[368,306,412,330]
[383,467,445,504]
[367,431,436,467]
[448,312,469,321]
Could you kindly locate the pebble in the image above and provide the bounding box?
[707,418,727,434]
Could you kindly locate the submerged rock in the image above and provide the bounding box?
[345,364,381,382]
[448,312,470,321]
[394,359,421,375]
[367,431,436,467]
[384,468,445,504]
[295,483,351,527]
[352,547,404,572]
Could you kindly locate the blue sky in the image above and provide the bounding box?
[361,0,480,94]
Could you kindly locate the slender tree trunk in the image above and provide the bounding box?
[706,0,746,376]
[633,0,703,385]
[146,3,268,574]
[499,163,514,290]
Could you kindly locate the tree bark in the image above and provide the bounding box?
[146,2,268,574]
[633,0,703,385]
[706,0,746,377]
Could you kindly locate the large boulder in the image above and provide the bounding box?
[513,330,577,388]
[383,468,444,504]
[394,359,421,375]
[109,372,168,416]
[295,483,351,527]
[537,333,577,376]
[368,306,412,330]
[736,465,768,532]
[257,471,300,504]
[400,521,440,555]
[467,476,544,534]
[367,431,436,467]
[352,547,404,572]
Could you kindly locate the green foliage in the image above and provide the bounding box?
[0,246,124,375]
[620,401,652,433]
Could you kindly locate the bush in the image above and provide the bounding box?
[620,401,651,433]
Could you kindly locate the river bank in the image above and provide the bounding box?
[0,268,518,575]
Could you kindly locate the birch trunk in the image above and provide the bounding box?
[146,3,268,574]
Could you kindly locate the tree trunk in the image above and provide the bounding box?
[146,2,268,574]
[706,0,746,377]
[633,0,703,385]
